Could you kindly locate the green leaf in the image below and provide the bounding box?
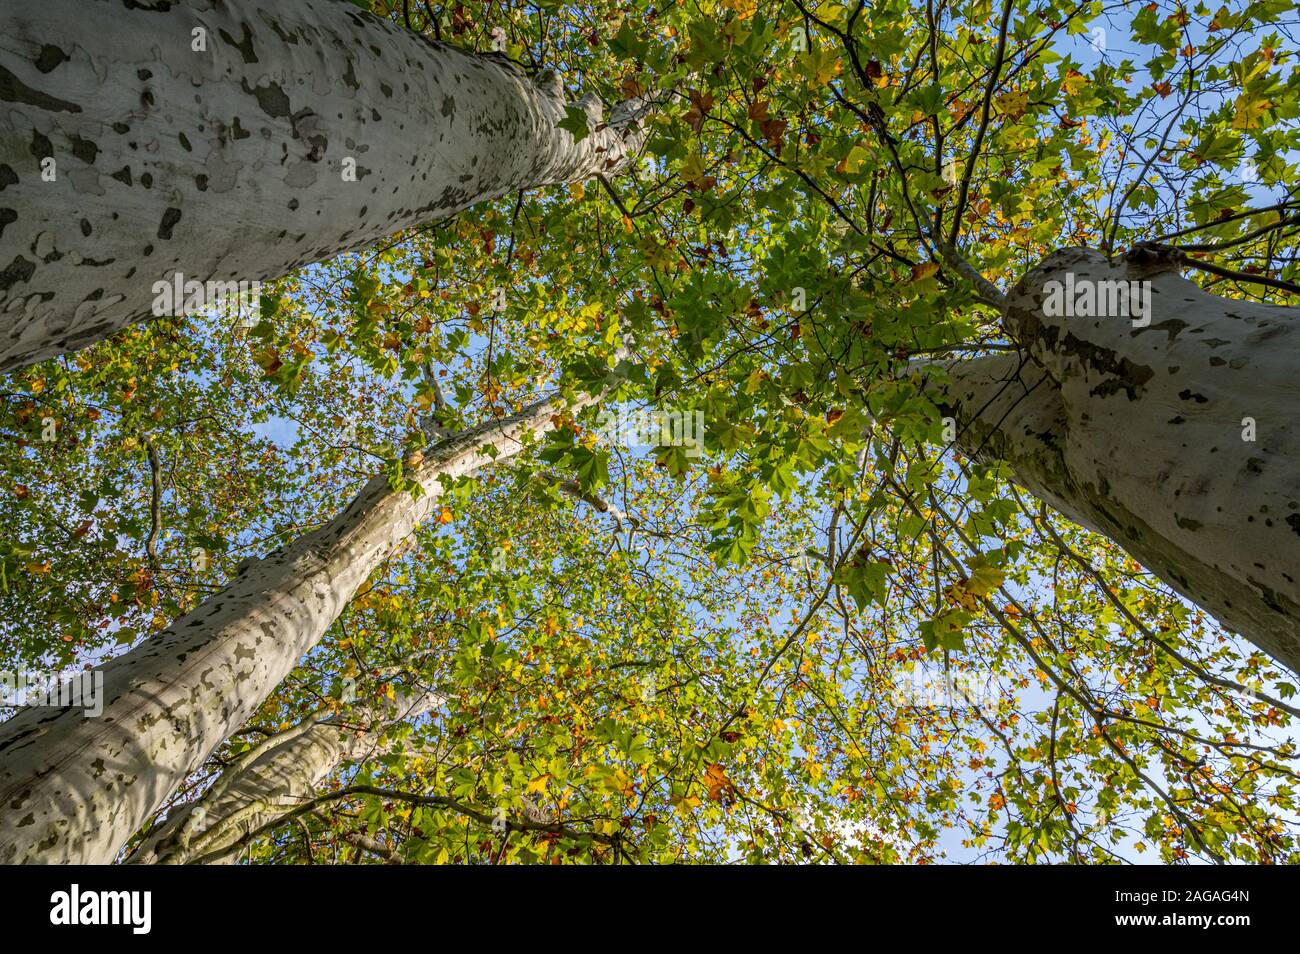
[557,106,590,143]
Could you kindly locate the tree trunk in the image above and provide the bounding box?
[0,389,594,864]
[923,248,1300,673]
[0,0,647,371]
[126,689,442,865]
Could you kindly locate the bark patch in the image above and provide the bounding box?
[0,255,36,291]
[34,45,70,74]
[0,64,82,113]
[157,207,182,240]
[241,78,292,119]
[219,24,258,64]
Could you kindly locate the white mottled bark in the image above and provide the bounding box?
[0,389,595,863]
[127,689,441,865]
[0,0,649,371]
[925,249,1300,672]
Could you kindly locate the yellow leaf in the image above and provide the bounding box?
[1232,94,1271,130]
[995,90,1028,121]
[944,582,979,611]
[1061,70,1087,96]
[672,793,702,815]
[721,0,757,18]
[838,144,870,175]
[604,767,635,797]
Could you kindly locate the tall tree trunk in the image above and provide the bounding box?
[922,248,1300,673]
[0,0,648,371]
[126,689,442,865]
[0,389,596,864]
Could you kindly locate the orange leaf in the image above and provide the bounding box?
[704,763,736,803]
[910,262,941,283]
[759,118,787,154]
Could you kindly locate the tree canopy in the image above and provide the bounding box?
[2,0,1299,864]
